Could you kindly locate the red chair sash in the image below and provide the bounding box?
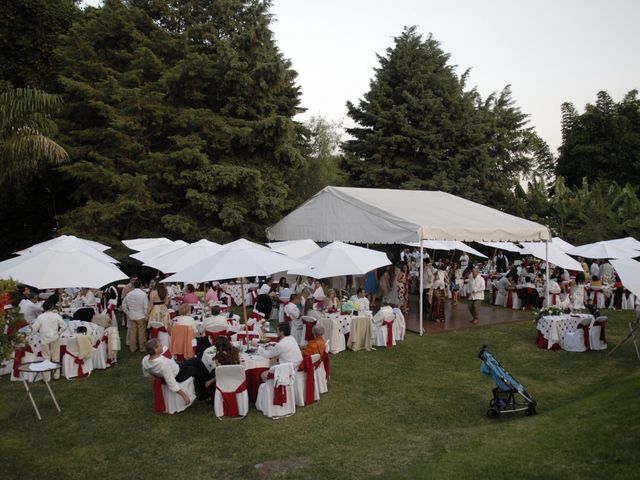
[217,380,247,417]
[383,320,394,347]
[576,323,591,351]
[267,372,288,406]
[593,290,600,304]
[153,376,166,413]
[551,293,559,305]
[13,345,34,378]
[297,356,316,405]
[506,290,514,309]
[150,326,168,339]
[61,346,85,376]
[303,319,315,341]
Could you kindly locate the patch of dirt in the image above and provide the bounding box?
[255,457,311,477]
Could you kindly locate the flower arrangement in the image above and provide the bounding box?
[532,305,563,323]
[0,279,28,362]
[341,300,357,314]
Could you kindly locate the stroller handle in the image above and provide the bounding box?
[478,344,488,359]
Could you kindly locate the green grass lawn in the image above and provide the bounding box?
[1,309,639,480]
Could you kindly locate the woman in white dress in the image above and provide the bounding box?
[569,272,586,311]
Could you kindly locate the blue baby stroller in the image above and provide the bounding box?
[478,345,537,418]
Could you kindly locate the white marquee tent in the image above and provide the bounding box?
[267,187,551,334]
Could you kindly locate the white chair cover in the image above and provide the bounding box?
[315,343,329,394]
[256,363,296,418]
[162,376,196,414]
[319,316,344,354]
[214,364,249,418]
[392,308,406,341]
[62,336,94,379]
[589,316,608,351]
[561,317,592,352]
[149,320,171,349]
[294,354,321,407]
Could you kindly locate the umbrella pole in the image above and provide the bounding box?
[419,244,424,336]
[545,238,550,306]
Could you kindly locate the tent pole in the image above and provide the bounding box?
[545,238,550,306]
[419,243,424,336]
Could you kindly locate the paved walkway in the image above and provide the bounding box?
[404,293,531,333]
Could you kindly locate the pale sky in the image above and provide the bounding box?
[83,0,640,153]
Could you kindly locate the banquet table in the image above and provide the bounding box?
[201,346,271,402]
[222,283,258,307]
[323,311,373,354]
[536,313,594,351]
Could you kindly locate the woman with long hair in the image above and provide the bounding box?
[396,262,410,315]
[147,277,171,332]
[430,263,449,323]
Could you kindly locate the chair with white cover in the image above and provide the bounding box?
[61,335,94,379]
[347,316,373,352]
[589,287,607,310]
[373,318,396,348]
[152,375,196,414]
[319,316,344,354]
[561,317,592,352]
[589,316,608,351]
[300,316,317,347]
[91,325,110,370]
[256,363,296,418]
[315,341,330,394]
[213,365,249,419]
[205,324,228,345]
[149,320,170,349]
[294,354,320,407]
[392,308,406,341]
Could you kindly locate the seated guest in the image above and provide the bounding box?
[76,287,96,305]
[284,293,302,323]
[202,305,228,331]
[349,288,370,312]
[142,338,212,401]
[182,284,199,304]
[325,288,340,312]
[212,336,240,367]
[302,297,322,322]
[19,293,43,324]
[302,325,326,367]
[204,283,218,303]
[312,280,325,301]
[257,323,303,381]
[174,304,198,335]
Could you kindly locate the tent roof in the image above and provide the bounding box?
[267,187,550,244]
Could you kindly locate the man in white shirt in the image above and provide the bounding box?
[121,279,149,353]
[590,260,601,280]
[142,338,212,402]
[258,323,303,381]
[284,294,303,344]
[422,258,435,315]
[31,299,68,378]
[468,267,485,325]
[202,305,228,331]
[19,294,43,324]
[350,288,370,312]
[459,253,469,273]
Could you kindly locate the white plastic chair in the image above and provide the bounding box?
[589,316,608,351]
[392,308,406,341]
[62,336,94,379]
[256,363,296,418]
[561,317,592,352]
[294,354,320,407]
[214,365,249,419]
[300,316,317,347]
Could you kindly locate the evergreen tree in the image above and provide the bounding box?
[53,0,307,252]
[342,27,550,212]
[556,89,640,187]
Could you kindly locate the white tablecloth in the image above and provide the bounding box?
[222,283,258,306]
[201,346,270,373]
[537,314,594,349]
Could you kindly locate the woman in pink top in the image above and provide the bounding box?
[182,284,199,304]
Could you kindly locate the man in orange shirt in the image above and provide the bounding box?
[302,325,326,367]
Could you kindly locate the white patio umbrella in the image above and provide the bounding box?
[15,235,112,255]
[267,239,320,258]
[404,240,451,251]
[479,241,522,253]
[0,243,128,289]
[287,241,391,278]
[122,237,173,252]
[551,237,575,252]
[567,241,638,259]
[163,238,308,326]
[145,239,223,273]
[520,242,583,271]
[610,259,640,298]
[11,236,119,264]
[601,237,640,252]
[130,240,189,264]
[442,240,487,258]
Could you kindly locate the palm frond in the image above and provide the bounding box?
[0,88,64,131]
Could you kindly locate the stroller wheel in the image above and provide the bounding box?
[524,407,536,417]
[486,408,499,418]
[489,399,496,407]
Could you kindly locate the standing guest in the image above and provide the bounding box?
[19,293,43,324]
[284,293,303,345]
[121,275,138,304]
[578,257,589,278]
[468,267,485,325]
[142,338,212,402]
[257,323,303,381]
[364,269,378,310]
[451,262,463,305]
[174,304,197,336]
[350,288,371,312]
[589,260,601,281]
[495,252,508,273]
[395,263,409,315]
[122,279,149,353]
[254,283,273,318]
[430,263,449,323]
[31,299,67,377]
[293,276,306,295]
[459,252,470,275]
[148,279,171,333]
[377,267,392,304]
[600,261,615,285]
[569,272,587,311]
[422,258,435,314]
[182,284,199,304]
[612,274,624,310]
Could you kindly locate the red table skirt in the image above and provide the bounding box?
[535,331,560,351]
[245,367,268,402]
